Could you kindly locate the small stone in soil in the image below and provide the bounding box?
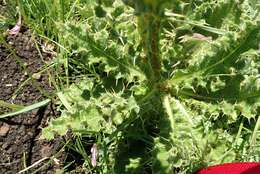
[32,73,41,80]
[5,84,13,87]
[0,123,10,137]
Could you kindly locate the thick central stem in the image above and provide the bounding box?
[138,13,162,83]
[148,15,161,79]
[122,0,163,83]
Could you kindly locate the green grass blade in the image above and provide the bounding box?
[0,100,24,110]
[57,92,72,111]
[0,99,51,118]
[250,116,260,149]
[165,12,227,35]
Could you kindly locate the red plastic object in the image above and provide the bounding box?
[195,162,260,174]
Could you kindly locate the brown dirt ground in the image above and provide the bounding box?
[0,30,64,174]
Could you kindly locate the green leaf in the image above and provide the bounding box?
[0,100,24,110]
[0,99,51,119]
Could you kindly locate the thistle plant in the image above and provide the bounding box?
[37,0,260,173]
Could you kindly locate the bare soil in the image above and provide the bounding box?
[0,30,64,174]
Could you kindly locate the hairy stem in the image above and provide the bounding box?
[138,13,162,83]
